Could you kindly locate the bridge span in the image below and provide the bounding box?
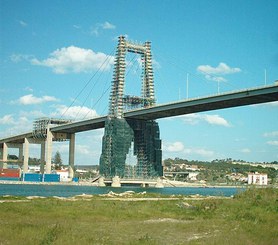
[1,84,278,179]
[5,84,276,136]
[125,84,278,120]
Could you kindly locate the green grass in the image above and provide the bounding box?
[0,188,277,245]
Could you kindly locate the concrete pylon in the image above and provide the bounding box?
[68,133,75,179]
[40,140,46,174]
[98,177,106,187]
[155,177,164,188]
[23,138,29,173]
[19,144,23,163]
[111,176,121,187]
[3,143,8,161]
[45,127,53,174]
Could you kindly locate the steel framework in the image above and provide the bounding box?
[99,36,163,178]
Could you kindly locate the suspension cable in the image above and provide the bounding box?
[60,48,115,120]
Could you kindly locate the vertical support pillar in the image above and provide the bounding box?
[23,138,29,173]
[45,128,53,174]
[3,143,8,161]
[19,144,23,162]
[68,133,75,179]
[40,140,46,174]
[1,143,8,169]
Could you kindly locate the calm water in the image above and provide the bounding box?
[0,184,244,197]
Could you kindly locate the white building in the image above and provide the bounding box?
[28,166,40,173]
[55,170,70,182]
[248,172,268,185]
[188,172,199,181]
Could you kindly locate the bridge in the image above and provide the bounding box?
[1,36,278,185]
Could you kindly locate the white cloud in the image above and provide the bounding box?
[91,21,116,36]
[0,117,32,138]
[51,105,98,120]
[101,21,116,30]
[163,141,184,152]
[19,110,46,118]
[240,148,251,153]
[17,94,58,105]
[10,54,33,63]
[197,62,241,82]
[263,131,278,137]
[267,141,278,146]
[24,87,33,92]
[163,141,215,159]
[193,148,214,158]
[75,144,91,155]
[0,115,15,124]
[178,114,200,125]
[205,74,226,82]
[203,114,230,127]
[73,25,81,29]
[19,20,27,27]
[197,62,241,75]
[179,113,230,127]
[31,46,114,74]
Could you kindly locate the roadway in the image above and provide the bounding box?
[0,84,278,143]
[124,84,278,120]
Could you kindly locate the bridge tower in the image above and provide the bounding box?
[99,36,163,178]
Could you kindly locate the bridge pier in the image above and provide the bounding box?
[40,141,46,174]
[23,138,45,175]
[23,138,29,173]
[45,128,53,174]
[111,176,121,187]
[1,143,8,168]
[68,133,75,179]
[0,143,24,169]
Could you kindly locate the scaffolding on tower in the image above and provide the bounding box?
[99,36,163,179]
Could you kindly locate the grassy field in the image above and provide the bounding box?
[0,188,277,245]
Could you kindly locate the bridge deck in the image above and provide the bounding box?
[0,84,277,142]
[124,84,278,120]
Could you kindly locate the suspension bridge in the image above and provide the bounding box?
[1,36,278,186]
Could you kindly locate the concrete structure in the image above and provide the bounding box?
[111,176,121,187]
[248,172,268,185]
[99,36,163,179]
[103,177,163,187]
[0,36,278,183]
[55,169,70,182]
[0,119,74,178]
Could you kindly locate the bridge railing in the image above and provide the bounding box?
[125,83,278,113]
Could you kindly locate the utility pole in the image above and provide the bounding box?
[186,73,189,99]
[264,69,267,86]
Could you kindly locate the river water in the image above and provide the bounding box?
[0,184,245,197]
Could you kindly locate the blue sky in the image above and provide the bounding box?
[1,0,278,165]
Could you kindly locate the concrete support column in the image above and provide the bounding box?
[45,128,53,174]
[1,143,8,169]
[40,140,46,174]
[68,133,75,179]
[23,138,29,173]
[2,143,8,162]
[111,176,121,187]
[19,144,23,162]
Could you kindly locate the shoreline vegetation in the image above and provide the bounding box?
[0,187,277,244]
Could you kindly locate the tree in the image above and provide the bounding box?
[53,151,63,170]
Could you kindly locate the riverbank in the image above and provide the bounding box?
[0,179,245,188]
[0,188,277,245]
